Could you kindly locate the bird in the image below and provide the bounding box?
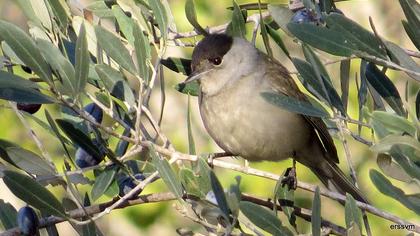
[184,33,368,203]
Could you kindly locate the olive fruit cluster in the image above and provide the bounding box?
[17,206,39,236]
[75,103,104,168]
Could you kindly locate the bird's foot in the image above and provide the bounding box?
[207,152,232,168]
[281,160,297,190]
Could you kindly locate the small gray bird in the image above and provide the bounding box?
[184,34,367,203]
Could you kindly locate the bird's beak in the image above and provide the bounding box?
[183,69,212,84]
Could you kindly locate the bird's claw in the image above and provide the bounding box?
[281,166,297,190]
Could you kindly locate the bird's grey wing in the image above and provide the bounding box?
[263,57,339,164]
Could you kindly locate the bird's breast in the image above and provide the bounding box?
[199,75,313,161]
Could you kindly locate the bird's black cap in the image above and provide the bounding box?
[191,34,233,71]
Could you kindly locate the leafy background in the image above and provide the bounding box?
[0,0,418,235]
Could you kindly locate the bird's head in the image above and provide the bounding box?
[184,34,258,95]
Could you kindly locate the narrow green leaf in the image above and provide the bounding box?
[371,111,416,137]
[112,5,135,45]
[325,13,387,59]
[399,0,420,36]
[148,0,168,41]
[29,0,51,30]
[15,0,42,28]
[261,92,329,118]
[91,168,117,202]
[133,23,151,81]
[175,81,199,96]
[370,169,420,214]
[85,1,113,18]
[385,41,420,81]
[195,157,212,195]
[179,168,202,197]
[266,24,290,58]
[46,0,69,30]
[259,3,272,57]
[226,178,241,215]
[371,134,420,153]
[365,63,406,117]
[376,154,412,183]
[226,0,246,38]
[0,20,52,82]
[185,0,207,35]
[6,147,56,176]
[344,194,362,231]
[273,177,295,226]
[209,171,230,217]
[319,0,333,13]
[367,81,386,111]
[389,147,420,181]
[358,60,368,133]
[287,22,353,57]
[45,110,72,160]
[402,20,420,51]
[161,57,191,76]
[311,187,321,236]
[302,45,328,81]
[104,179,119,198]
[0,200,18,229]
[114,127,131,157]
[187,95,196,155]
[340,59,351,112]
[0,140,19,169]
[293,58,326,101]
[23,112,57,138]
[240,201,293,236]
[150,147,183,198]
[268,4,294,35]
[37,39,76,96]
[1,42,24,64]
[75,23,89,96]
[3,170,67,218]
[94,26,137,74]
[56,119,102,160]
[302,45,345,114]
[0,71,54,104]
[95,64,136,108]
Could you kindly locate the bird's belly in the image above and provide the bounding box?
[200,92,312,161]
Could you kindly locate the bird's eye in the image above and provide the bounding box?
[209,57,222,65]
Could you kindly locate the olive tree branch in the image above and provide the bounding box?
[55,97,419,232]
[0,191,347,236]
[0,192,176,236]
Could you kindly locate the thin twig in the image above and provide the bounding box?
[0,192,176,236]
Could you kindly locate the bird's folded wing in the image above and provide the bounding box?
[264,57,339,164]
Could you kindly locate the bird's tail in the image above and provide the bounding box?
[311,160,369,204]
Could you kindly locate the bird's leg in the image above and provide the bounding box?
[207,152,232,168]
[281,158,297,190]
